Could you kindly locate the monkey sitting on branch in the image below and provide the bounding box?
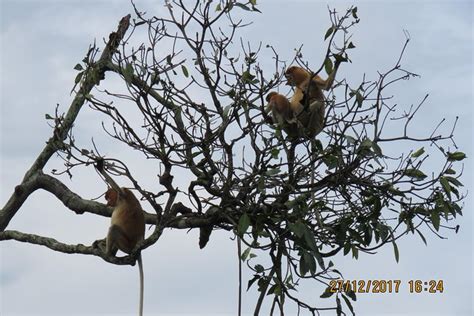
[95,159,146,316]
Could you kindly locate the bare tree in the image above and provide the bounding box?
[0,1,466,315]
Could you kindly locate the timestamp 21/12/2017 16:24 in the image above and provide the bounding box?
[329,279,444,294]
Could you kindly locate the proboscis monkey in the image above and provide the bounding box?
[265,91,301,138]
[285,62,340,138]
[284,62,341,227]
[96,160,145,316]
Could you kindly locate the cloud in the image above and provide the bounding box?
[1,1,472,316]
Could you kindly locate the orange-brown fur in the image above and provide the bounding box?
[96,160,146,316]
[285,65,341,227]
[105,187,145,316]
[105,187,145,255]
[285,66,338,138]
[266,92,301,138]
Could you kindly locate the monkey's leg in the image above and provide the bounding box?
[307,101,325,138]
[106,224,133,255]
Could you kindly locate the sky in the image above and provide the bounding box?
[0,0,473,315]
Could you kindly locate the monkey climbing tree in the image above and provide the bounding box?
[0,2,466,315]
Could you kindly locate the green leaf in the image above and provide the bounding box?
[415,229,427,246]
[226,89,236,98]
[312,139,323,151]
[247,274,260,291]
[241,70,255,83]
[271,148,279,159]
[304,251,316,274]
[356,138,372,157]
[303,226,318,252]
[74,71,84,84]
[360,138,372,149]
[343,242,351,256]
[254,264,264,273]
[324,27,334,40]
[378,223,390,241]
[322,153,339,169]
[237,213,251,236]
[342,294,356,315]
[267,284,278,295]
[430,210,440,231]
[313,249,326,270]
[320,286,335,298]
[447,151,466,161]
[392,241,399,263]
[404,168,427,180]
[348,42,356,49]
[299,252,309,276]
[181,65,189,78]
[45,114,54,120]
[352,7,358,19]
[351,246,359,259]
[241,247,251,261]
[445,176,463,187]
[334,53,347,63]
[411,147,425,158]
[74,63,83,71]
[444,168,456,175]
[289,221,305,238]
[372,142,382,156]
[363,225,372,245]
[250,0,257,5]
[223,105,232,119]
[387,185,405,197]
[440,176,451,197]
[344,288,357,301]
[324,57,333,76]
[355,91,364,107]
[233,3,251,11]
[215,3,222,11]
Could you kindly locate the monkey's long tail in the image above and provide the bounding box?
[138,254,144,316]
[237,236,242,316]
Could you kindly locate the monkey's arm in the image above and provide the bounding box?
[313,60,342,91]
[95,159,122,193]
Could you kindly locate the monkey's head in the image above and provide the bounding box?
[265,91,278,103]
[285,66,310,87]
[105,188,119,207]
[266,92,291,116]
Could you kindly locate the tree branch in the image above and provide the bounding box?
[0,15,132,231]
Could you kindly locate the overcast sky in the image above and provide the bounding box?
[1,1,473,316]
